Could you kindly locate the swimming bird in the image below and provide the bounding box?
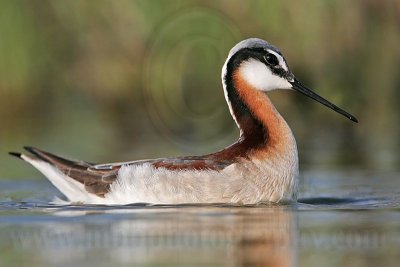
[9,38,357,205]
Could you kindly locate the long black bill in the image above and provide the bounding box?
[290,78,358,123]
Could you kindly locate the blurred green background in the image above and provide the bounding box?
[1,0,399,179]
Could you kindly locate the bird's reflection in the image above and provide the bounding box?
[9,205,298,266]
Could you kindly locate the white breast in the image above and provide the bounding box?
[103,146,298,205]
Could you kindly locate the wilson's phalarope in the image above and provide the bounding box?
[9,38,357,205]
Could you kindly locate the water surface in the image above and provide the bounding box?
[0,170,399,267]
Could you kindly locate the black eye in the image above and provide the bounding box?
[264,53,279,66]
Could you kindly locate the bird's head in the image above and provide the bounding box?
[222,38,358,122]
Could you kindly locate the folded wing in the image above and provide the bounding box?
[11,147,234,200]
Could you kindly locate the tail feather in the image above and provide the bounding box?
[8,152,22,159]
[8,147,119,202]
[23,146,93,170]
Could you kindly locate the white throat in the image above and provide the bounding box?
[240,59,292,91]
